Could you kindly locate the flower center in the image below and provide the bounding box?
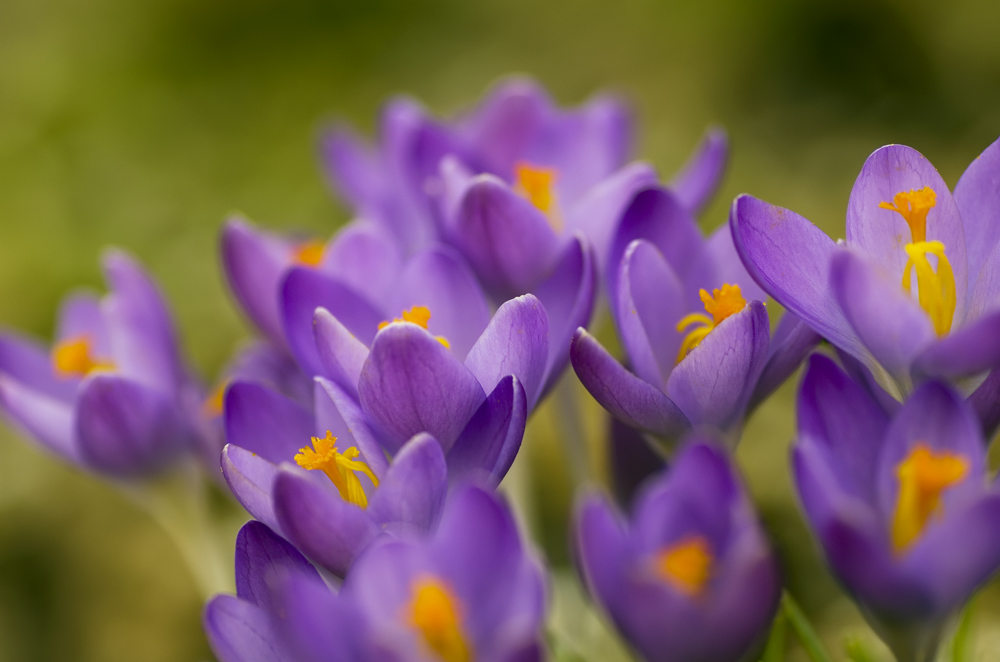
[379,306,450,348]
[294,431,379,508]
[653,535,714,597]
[880,187,956,336]
[51,335,114,378]
[514,161,562,233]
[293,240,326,267]
[407,576,472,662]
[675,284,746,363]
[891,443,968,553]
[202,380,228,417]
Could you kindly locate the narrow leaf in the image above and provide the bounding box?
[782,592,833,662]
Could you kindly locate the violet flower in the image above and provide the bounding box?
[0,250,210,476]
[732,140,1000,403]
[571,187,819,444]
[205,485,548,662]
[794,354,1000,662]
[575,440,780,662]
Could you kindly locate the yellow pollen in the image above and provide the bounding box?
[514,161,563,232]
[202,380,228,417]
[378,306,450,348]
[879,187,937,244]
[675,284,746,363]
[294,431,379,509]
[293,240,326,267]
[902,241,956,336]
[891,443,969,553]
[52,335,114,378]
[407,577,471,662]
[653,535,714,597]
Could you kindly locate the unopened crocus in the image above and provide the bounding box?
[205,484,548,662]
[732,140,1000,404]
[793,354,1000,662]
[571,186,819,444]
[0,250,210,476]
[575,440,780,662]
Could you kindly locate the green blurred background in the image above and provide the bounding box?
[2,0,1000,659]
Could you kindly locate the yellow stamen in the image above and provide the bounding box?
[879,187,937,244]
[407,576,471,662]
[202,380,228,417]
[52,335,114,378]
[294,431,379,509]
[293,240,326,267]
[514,161,563,232]
[378,306,450,349]
[675,284,747,363]
[653,535,714,597]
[891,443,968,553]
[901,241,956,336]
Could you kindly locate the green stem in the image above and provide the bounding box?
[782,592,833,662]
[761,611,787,662]
[951,597,977,662]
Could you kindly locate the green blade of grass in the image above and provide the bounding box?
[952,597,977,662]
[782,592,833,662]
[760,611,787,662]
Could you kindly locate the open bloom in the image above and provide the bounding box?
[793,354,1000,662]
[571,186,819,443]
[0,250,209,476]
[732,141,1000,405]
[205,485,547,662]
[575,440,780,662]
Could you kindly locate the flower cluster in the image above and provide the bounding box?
[1,76,1000,662]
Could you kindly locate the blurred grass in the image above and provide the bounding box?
[2,0,1000,659]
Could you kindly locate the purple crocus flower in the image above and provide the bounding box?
[794,354,1000,662]
[575,440,780,662]
[0,250,210,476]
[571,186,819,444]
[732,140,1000,404]
[205,484,548,662]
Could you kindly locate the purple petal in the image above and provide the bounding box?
[223,340,313,408]
[912,309,1000,381]
[687,222,768,308]
[847,144,967,322]
[464,295,548,409]
[730,194,870,361]
[450,175,561,300]
[460,77,551,177]
[968,241,1000,320]
[391,246,492,361]
[367,433,448,534]
[835,347,902,416]
[273,467,380,577]
[234,520,320,614]
[970,368,1000,438]
[570,329,690,438]
[955,136,1000,286]
[57,292,111,356]
[313,377,389,476]
[313,308,369,398]
[0,374,78,463]
[75,374,190,475]
[221,444,282,534]
[747,311,821,412]
[0,331,76,402]
[666,301,769,431]
[447,375,527,486]
[830,249,935,382]
[325,222,403,307]
[203,595,288,662]
[668,127,728,216]
[358,323,486,451]
[320,126,386,218]
[574,494,629,616]
[608,417,666,508]
[224,381,313,465]
[280,574,373,662]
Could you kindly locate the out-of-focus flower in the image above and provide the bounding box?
[575,440,780,662]
[205,485,548,662]
[793,354,1000,662]
[571,188,819,444]
[0,250,210,476]
[732,140,1000,404]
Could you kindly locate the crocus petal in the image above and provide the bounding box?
[314,377,389,476]
[358,323,486,451]
[666,301,769,432]
[220,217,294,347]
[970,368,1000,438]
[223,340,313,407]
[912,309,1000,381]
[730,194,870,361]
[955,136,1000,287]
[224,381,314,465]
[447,375,527,486]
[235,520,321,615]
[273,468,380,577]
[325,222,402,306]
[464,295,548,408]
[203,595,288,662]
[75,374,189,475]
[280,267,385,377]
[668,127,728,216]
[0,331,76,401]
[968,241,1000,320]
[391,245,492,362]
[57,292,111,356]
[460,77,551,177]
[687,222,768,308]
[830,249,935,383]
[313,308,369,398]
[847,144,968,322]
[574,494,630,616]
[101,249,185,392]
[570,329,690,439]
[367,433,448,534]
[609,417,666,508]
[747,311,821,412]
[0,374,78,463]
[221,444,283,534]
[450,174,561,300]
[320,127,386,221]
[280,574,372,662]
